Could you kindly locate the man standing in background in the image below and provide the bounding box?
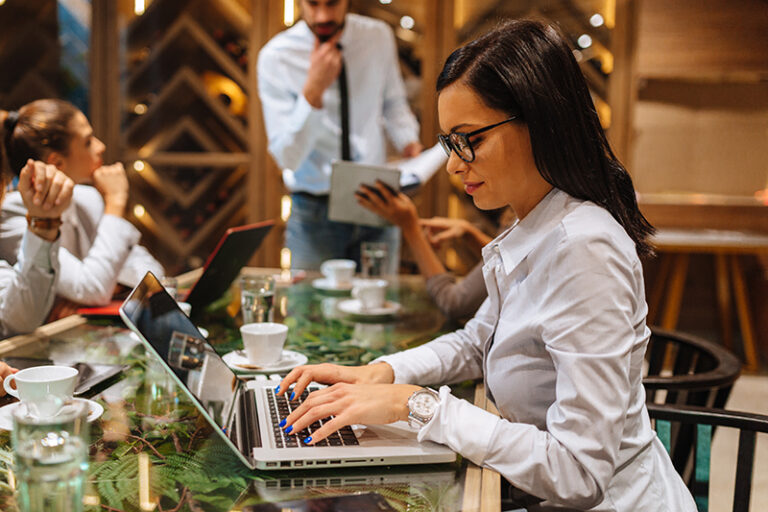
[257,0,422,272]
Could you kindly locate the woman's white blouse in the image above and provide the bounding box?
[0,185,164,306]
[0,230,59,337]
[377,189,695,511]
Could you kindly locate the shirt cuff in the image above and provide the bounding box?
[417,385,500,466]
[19,229,59,271]
[372,344,444,384]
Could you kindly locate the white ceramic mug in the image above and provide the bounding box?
[240,322,289,366]
[3,365,79,417]
[320,259,356,287]
[178,301,192,316]
[352,279,388,311]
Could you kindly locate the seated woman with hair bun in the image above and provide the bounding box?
[0,100,164,309]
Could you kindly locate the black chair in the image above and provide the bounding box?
[644,327,742,484]
[648,403,768,512]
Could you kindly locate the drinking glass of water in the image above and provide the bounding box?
[240,274,275,324]
[12,400,89,512]
[160,276,179,301]
[361,242,389,278]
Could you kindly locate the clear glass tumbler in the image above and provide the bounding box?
[361,241,389,278]
[159,276,179,301]
[12,400,89,512]
[240,274,275,324]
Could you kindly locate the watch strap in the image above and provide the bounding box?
[26,214,63,231]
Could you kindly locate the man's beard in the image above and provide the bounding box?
[310,20,345,42]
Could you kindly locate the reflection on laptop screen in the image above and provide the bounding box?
[121,272,240,430]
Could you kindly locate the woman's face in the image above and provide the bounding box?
[437,82,550,219]
[56,111,105,184]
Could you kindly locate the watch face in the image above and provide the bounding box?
[411,391,438,417]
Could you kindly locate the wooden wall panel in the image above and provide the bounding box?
[636,0,768,78]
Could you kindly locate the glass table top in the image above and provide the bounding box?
[0,273,481,511]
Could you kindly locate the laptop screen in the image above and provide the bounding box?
[184,221,273,315]
[120,272,242,435]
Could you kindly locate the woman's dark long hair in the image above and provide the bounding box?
[437,20,654,257]
[1,99,79,176]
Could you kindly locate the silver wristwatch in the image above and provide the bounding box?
[407,387,440,429]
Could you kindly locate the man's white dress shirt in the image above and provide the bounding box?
[0,230,59,337]
[0,185,164,306]
[377,189,696,511]
[257,14,420,194]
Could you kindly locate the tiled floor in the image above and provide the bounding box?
[710,374,768,511]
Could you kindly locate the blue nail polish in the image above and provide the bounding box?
[290,391,296,401]
[303,436,312,444]
[285,425,293,434]
[278,418,286,428]
[275,385,281,394]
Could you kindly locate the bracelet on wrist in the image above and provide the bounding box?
[25,214,63,231]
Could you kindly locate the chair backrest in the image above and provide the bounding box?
[644,327,742,484]
[648,403,768,512]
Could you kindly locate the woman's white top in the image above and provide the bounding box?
[0,230,59,337]
[377,189,695,511]
[0,185,164,306]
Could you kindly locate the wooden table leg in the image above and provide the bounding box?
[730,255,760,372]
[661,253,690,330]
[714,253,733,350]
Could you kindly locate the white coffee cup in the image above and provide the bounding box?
[352,279,388,311]
[177,301,192,316]
[3,365,79,417]
[240,322,289,366]
[320,259,356,287]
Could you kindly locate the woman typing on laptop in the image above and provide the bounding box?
[0,100,164,314]
[276,20,695,511]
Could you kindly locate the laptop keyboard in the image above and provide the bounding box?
[267,387,359,448]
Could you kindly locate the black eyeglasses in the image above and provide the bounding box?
[437,116,518,163]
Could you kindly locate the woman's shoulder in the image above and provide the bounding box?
[1,190,25,214]
[556,196,640,266]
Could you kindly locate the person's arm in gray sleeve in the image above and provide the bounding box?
[426,263,487,320]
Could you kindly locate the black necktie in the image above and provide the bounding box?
[338,54,351,161]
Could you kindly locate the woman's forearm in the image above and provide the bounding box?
[402,224,448,279]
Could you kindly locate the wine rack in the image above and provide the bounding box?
[116,0,269,272]
[0,0,61,109]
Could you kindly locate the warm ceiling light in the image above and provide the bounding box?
[400,16,415,30]
[379,0,392,4]
[134,0,145,15]
[133,204,146,218]
[590,13,604,27]
[284,0,295,26]
[133,103,148,115]
[133,160,145,172]
[577,34,592,49]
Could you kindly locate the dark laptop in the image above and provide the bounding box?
[183,220,273,315]
[78,220,272,317]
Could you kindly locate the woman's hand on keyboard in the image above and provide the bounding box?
[280,382,421,445]
[275,362,394,402]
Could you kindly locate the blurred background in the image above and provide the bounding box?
[0,0,766,361]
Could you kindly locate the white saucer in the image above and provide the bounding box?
[312,278,355,292]
[0,398,105,431]
[337,299,401,317]
[222,349,308,374]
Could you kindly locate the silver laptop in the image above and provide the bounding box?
[119,272,456,470]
